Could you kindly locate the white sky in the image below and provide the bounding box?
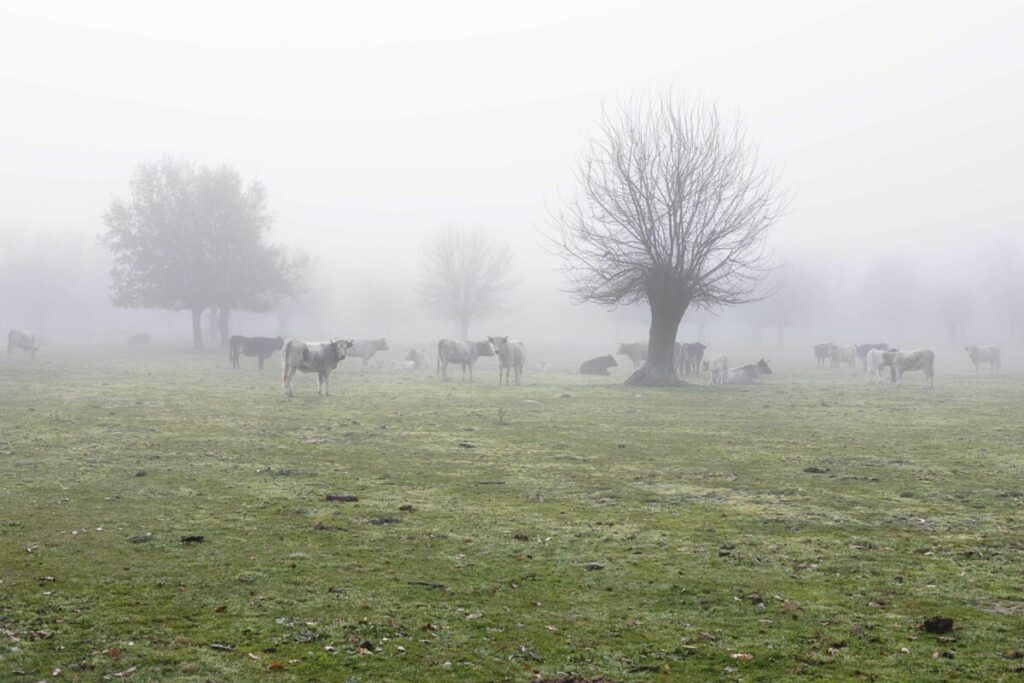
[1,0,1022,338]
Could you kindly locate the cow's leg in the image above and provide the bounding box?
[323,371,331,396]
[283,365,296,397]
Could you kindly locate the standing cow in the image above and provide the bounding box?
[865,347,896,384]
[831,344,857,373]
[617,342,648,369]
[7,329,37,359]
[230,335,284,369]
[709,354,729,385]
[436,339,494,382]
[727,357,772,385]
[813,343,836,368]
[880,349,935,388]
[281,338,353,397]
[346,338,390,371]
[965,345,1000,374]
[488,336,526,386]
[677,342,708,376]
[579,355,617,375]
[856,343,890,371]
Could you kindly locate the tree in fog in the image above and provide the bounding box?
[747,260,820,349]
[990,243,1024,343]
[932,281,972,348]
[417,226,518,339]
[101,158,303,350]
[550,93,787,385]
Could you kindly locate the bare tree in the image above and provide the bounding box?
[418,226,518,339]
[549,93,787,385]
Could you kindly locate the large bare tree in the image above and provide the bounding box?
[418,226,517,339]
[550,93,787,385]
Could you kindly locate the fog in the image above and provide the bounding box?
[2,0,1023,365]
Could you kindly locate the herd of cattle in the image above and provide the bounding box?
[6,327,1005,395]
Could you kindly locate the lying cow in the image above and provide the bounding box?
[880,349,934,388]
[617,342,648,369]
[347,338,390,371]
[831,344,857,373]
[281,338,353,397]
[7,329,37,359]
[727,357,772,385]
[865,347,896,384]
[436,339,493,382]
[406,348,429,370]
[677,342,708,376]
[488,336,526,386]
[126,332,151,349]
[965,345,1000,374]
[856,343,890,371]
[230,335,284,369]
[813,343,836,368]
[709,354,729,385]
[580,354,617,375]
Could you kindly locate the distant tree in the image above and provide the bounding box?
[989,242,1024,343]
[747,260,821,349]
[932,281,972,348]
[417,226,518,339]
[549,93,787,385]
[101,158,303,350]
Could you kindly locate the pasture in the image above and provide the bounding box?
[1,349,1023,681]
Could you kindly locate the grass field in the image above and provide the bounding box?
[2,349,1023,681]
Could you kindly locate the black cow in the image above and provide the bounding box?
[230,335,285,369]
[579,355,618,375]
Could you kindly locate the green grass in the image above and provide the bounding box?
[1,350,1023,681]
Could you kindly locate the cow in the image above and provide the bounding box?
[390,359,416,371]
[405,348,429,370]
[856,343,890,371]
[436,339,494,382]
[7,329,37,359]
[346,338,390,371]
[831,344,857,373]
[281,338,353,397]
[965,345,1000,374]
[727,357,772,385]
[813,343,836,368]
[709,354,729,385]
[677,342,708,376]
[617,342,648,369]
[488,336,526,386]
[229,335,284,369]
[580,355,618,375]
[865,347,895,384]
[126,332,151,349]
[880,349,935,388]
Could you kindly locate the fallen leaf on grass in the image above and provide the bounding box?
[730,653,753,660]
[247,653,260,660]
[466,612,482,620]
[214,605,226,613]
[267,661,285,670]
[107,666,138,678]
[209,643,233,651]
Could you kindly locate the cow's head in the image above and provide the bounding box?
[757,357,773,375]
[376,338,389,351]
[331,338,354,360]
[475,340,495,356]
[695,342,708,352]
[880,350,899,366]
[487,336,509,350]
[606,354,618,367]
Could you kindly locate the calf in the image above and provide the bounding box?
[347,338,390,371]
[965,345,1000,374]
[856,343,890,371]
[727,357,772,385]
[709,354,729,385]
[880,349,934,388]
[230,335,284,369]
[281,338,353,397]
[617,342,648,369]
[488,336,526,386]
[579,355,617,375]
[7,329,37,359]
[437,339,493,382]
[405,348,429,370]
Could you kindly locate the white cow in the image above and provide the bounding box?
[965,345,1000,374]
[865,347,893,384]
[7,329,37,359]
[709,354,729,385]
[727,358,772,385]
[347,338,389,371]
[488,336,526,386]
[831,344,857,373]
[880,349,935,388]
[281,338,353,397]
[436,339,494,382]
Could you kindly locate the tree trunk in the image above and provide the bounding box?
[626,298,685,386]
[191,307,204,351]
[219,307,231,349]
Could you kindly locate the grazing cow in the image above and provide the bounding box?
[709,354,729,385]
[7,329,37,359]
[229,335,284,369]
[880,349,935,388]
[580,355,618,375]
[727,357,772,385]
[965,345,1000,374]
[126,332,151,349]
[405,348,429,370]
[488,336,526,386]
[281,338,353,397]
[346,338,390,371]
[856,343,890,371]
[436,339,494,382]
[865,347,896,384]
[617,342,648,369]
[677,342,708,376]
[831,344,857,373]
[813,343,836,368]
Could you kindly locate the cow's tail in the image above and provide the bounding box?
[436,340,442,376]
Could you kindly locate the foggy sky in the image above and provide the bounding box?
[1,0,1022,348]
